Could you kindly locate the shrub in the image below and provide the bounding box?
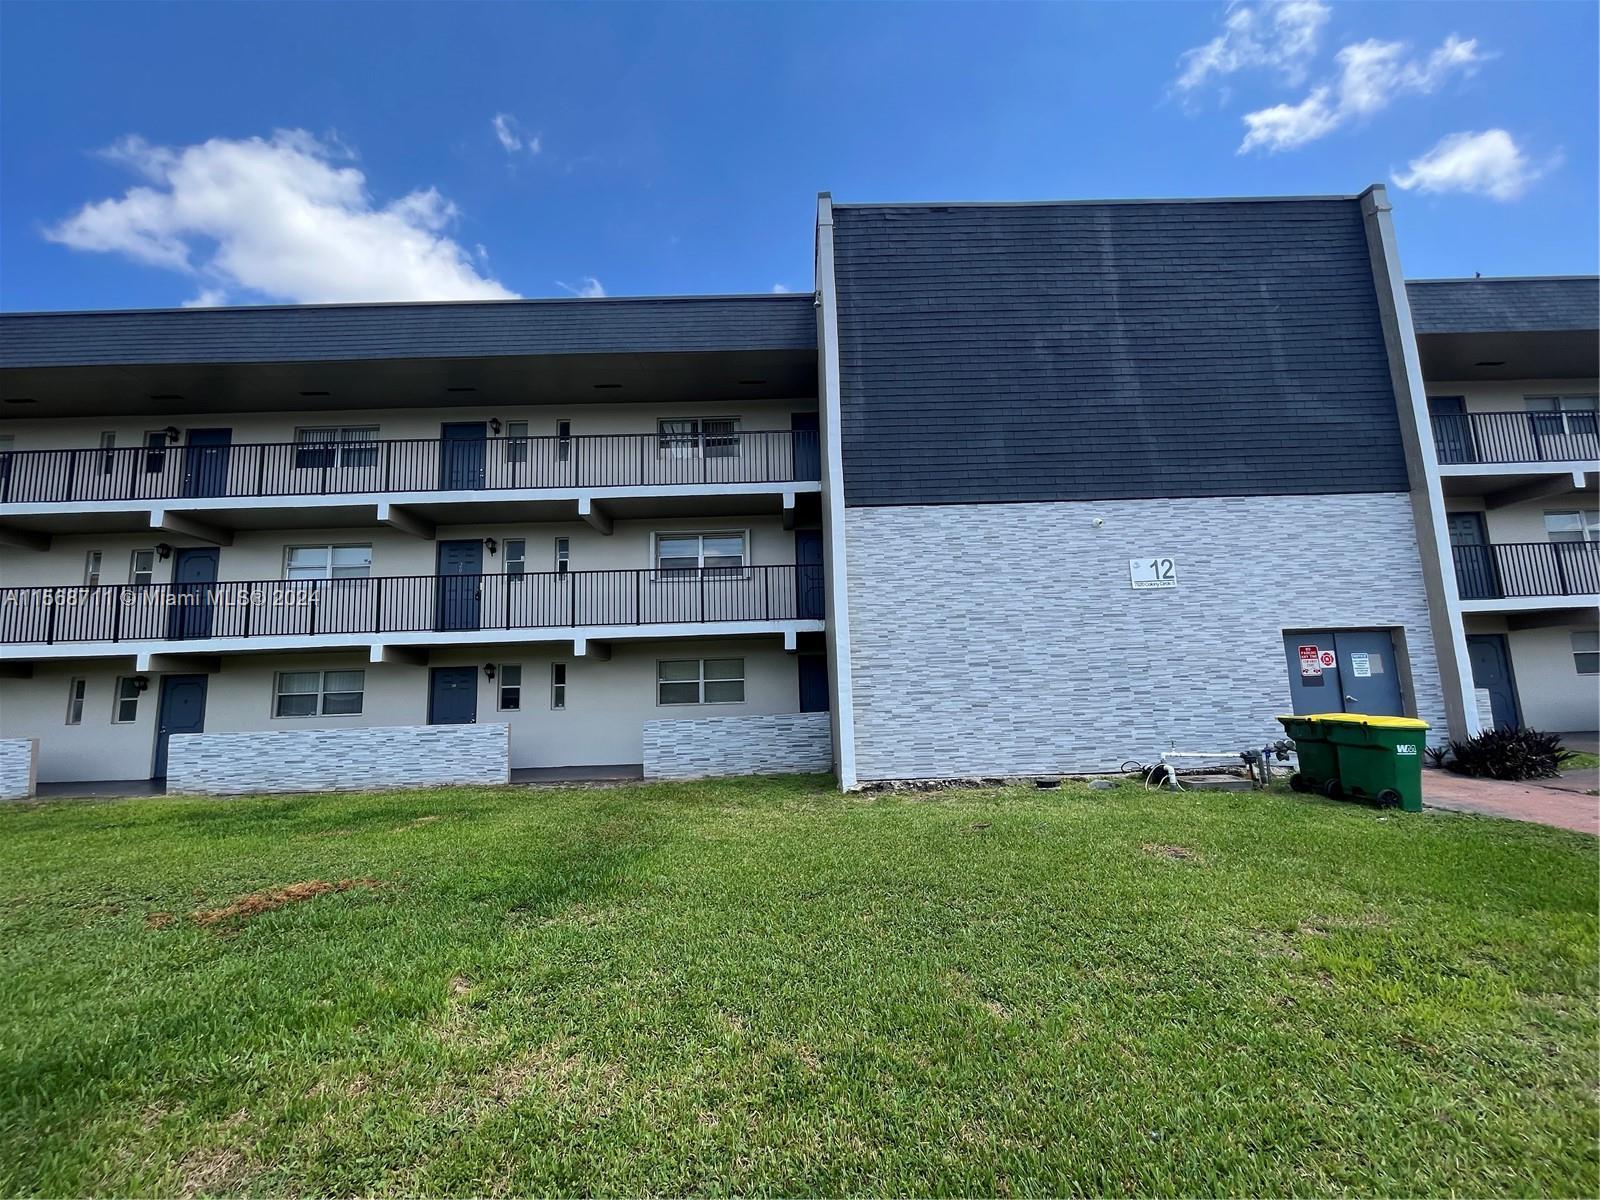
[1445,728,1573,781]
[1423,744,1450,769]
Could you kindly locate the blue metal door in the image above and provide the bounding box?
[440,422,487,490]
[798,653,829,712]
[795,529,824,620]
[428,666,478,725]
[182,428,232,497]
[168,547,219,639]
[435,539,483,631]
[1467,634,1521,729]
[791,411,820,481]
[1448,512,1497,600]
[1332,630,1404,716]
[153,673,207,777]
[1427,396,1473,464]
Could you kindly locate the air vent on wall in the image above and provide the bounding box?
[593,383,623,390]
[445,386,477,393]
[149,393,184,401]
[3,397,37,405]
[299,390,331,397]
[1474,361,1507,367]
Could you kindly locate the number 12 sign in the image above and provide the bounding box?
[1129,557,1178,590]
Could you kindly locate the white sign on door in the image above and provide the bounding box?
[1350,652,1372,678]
[1129,557,1178,590]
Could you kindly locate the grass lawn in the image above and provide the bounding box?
[2,776,1595,1196]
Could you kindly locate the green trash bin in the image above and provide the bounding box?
[1278,714,1340,796]
[1316,713,1429,812]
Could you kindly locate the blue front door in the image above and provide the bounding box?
[791,411,820,481]
[1428,397,1473,465]
[795,529,824,620]
[1448,512,1497,600]
[1467,634,1521,730]
[798,653,829,712]
[153,673,207,778]
[435,539,484,631]
[428,666,478,725]
[440,422,487,490]
[168,547,219,639]
[182,428,232,497]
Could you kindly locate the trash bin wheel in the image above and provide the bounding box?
[1377,788,1403,809]
[1289,773,1311,793]
[1322,778,1343,800]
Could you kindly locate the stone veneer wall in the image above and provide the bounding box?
[643,712,832,780]
[843,493,1450,781]
[167,723,510,795]
[0,738,38,801]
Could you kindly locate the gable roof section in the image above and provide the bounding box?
[830,198,1409,506]
[1406,277,1599,335]
[0,294,817,369]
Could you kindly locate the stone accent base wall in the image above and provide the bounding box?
[643,712,832,780]
[0,738,38,801]
[844,494,1449,781]
[167,724,510,795]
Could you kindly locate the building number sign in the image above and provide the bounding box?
[1129,556,1178,590]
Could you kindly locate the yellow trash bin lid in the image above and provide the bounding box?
[1308,712,1429,730]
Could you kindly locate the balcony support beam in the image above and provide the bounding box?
[1508,609,1600,632]
[0,525,50,552]
[135,653,221,673]
[375,502,435,540]
[1485,470,1589,510]
[149,509,232,546]
[572,637,611,660]
[370,644,429,666]
[577,497,613,535]
[781,491,797,530]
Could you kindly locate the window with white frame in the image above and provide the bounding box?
[1544,510,1600,544]
[294,426,379,469]
[554,536,570,575]
[1570,630,1600,674]
[497,664,523,710]
[112,677,141,724]
[657,417,739,459]
[550,662,567,709]
[657,657,745,705]
[1528,395,1599,437]
[504,538,526,577]
[130,549,156,587]
[83,551,103,586]
[654,531,746,574]
[65,677,86,725]
[274,669,365,717]
[284,544,373,580]
[505,421,529,464]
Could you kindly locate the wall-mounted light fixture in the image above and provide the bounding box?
[483,663,496,680]
[155,543,174,560]
[488,418,503,434]
[163,426,181,442]
[483,537,498,555]
[132,675,150,692]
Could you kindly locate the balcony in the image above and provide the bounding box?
[0,565,826,658]
[1452,541,1600,607]
[0,429,823,544]
[1431,410,1598,467]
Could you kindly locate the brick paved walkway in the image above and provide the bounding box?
[1424,770,1599,835]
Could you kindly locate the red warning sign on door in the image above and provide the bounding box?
[1319,650,1336,669]
[1298,644,1322,677]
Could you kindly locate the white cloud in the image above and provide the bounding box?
[45,130,517,303]
[771,283,791,293]
[1240,33,1484,151]
[491,112,541,156]
[1176,1,1331,95]
[1392,129,1547,201]
[556,276,605,298]
[182,287,228,308]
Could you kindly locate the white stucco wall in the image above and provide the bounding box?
[1463,613,1600,733]
[1427,379,1600,416]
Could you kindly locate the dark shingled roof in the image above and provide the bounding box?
[0,294,817,369]
[831,198,1408,507]
[1406,277,1599,335]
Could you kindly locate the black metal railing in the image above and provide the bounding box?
[0,565,827,645]
[0,429,822,505]
[1431,410,1599,466]
[1452,541,1600,600]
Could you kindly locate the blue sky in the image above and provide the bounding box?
[1,0,1594,312]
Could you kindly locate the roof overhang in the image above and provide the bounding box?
[1414,329,1599,382]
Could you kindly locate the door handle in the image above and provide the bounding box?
[1344,695,1357,704]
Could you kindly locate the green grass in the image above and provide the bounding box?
[2,776,1595,1197]
[1561,750,1599,771]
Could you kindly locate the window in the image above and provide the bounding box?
[1528,395,1599,437]
[497,664,523,710]
[658,418,739,459]
[657,657,745,705]
[144,430,169,474]
[556,420,572,463]
[274,669,364,717]
[504,538,526,577]
[65,678,86,725]
[504,421,529,464]
[83,551,103,586]
[294,426,379,469]
[554,536,570,575]
[654,531,746,574]
[1575,631,1599,675]
[130,549,156,587]
[1544,511,1600,544]
[551,662,567,709]
[112,677,141,724]
[99,432,116,474]
[284,544,373,580]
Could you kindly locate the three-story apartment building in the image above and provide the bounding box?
[1410,276,1599,733]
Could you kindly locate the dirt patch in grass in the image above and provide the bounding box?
[1142,842,1201,862]
[177,1144,248,1197]
[190,878,381,927]
[145,912,176,930]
